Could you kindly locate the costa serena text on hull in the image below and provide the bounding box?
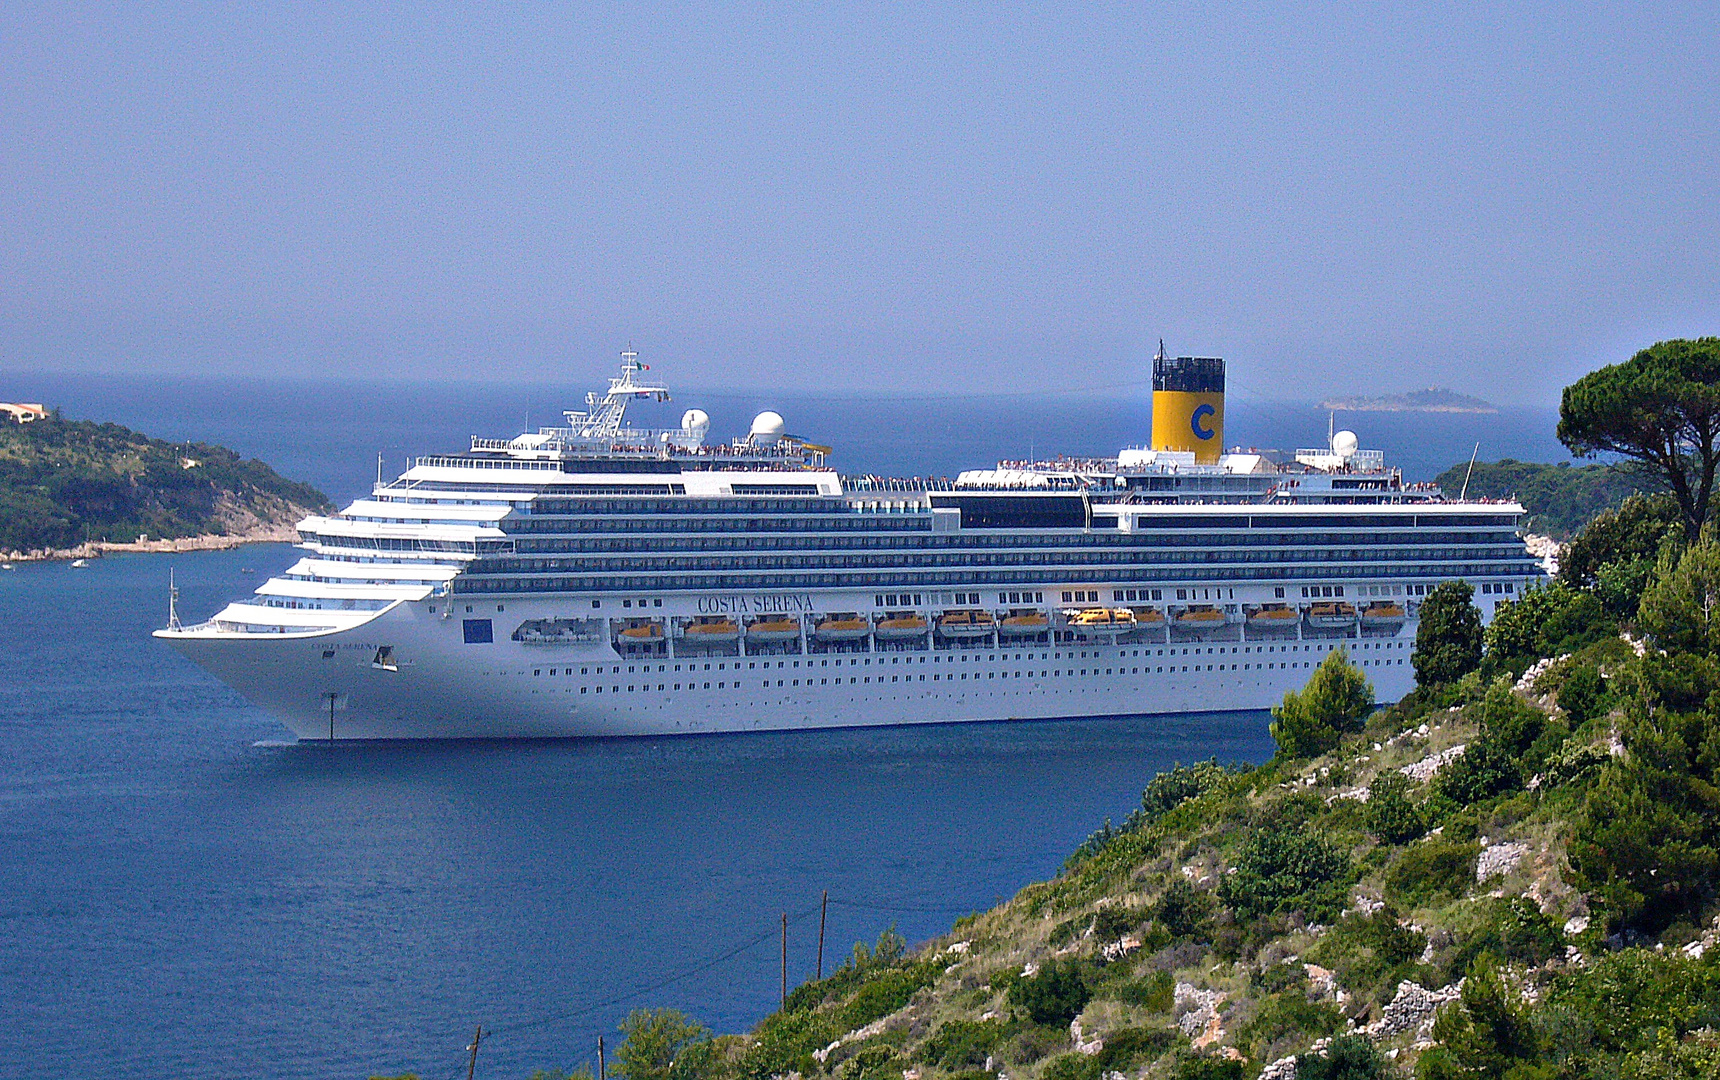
[156,350,1541,740]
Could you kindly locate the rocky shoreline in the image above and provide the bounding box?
[3,522,300,563]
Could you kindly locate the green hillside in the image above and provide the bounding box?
[0,412,331,554]
[1431,459,1650,540]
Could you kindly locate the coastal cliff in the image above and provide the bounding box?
[0,411,330,560]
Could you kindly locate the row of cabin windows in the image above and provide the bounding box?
[451,564,1537,594]
[530,639,1412,678]
[508,526,1522,546]
[522,640,1417,687]
[481,546,1530,574]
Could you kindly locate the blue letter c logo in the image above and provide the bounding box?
[1191,404,1216,440]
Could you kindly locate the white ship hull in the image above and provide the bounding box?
[150,350,1538,742]
[161,595,1419,740]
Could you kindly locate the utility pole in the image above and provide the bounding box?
[817,890,828,980]
[780,912,788,1008]
[466,1025,484,1080]
[325,691,338,743]
[598,1034,606,1080]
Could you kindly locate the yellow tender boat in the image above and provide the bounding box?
[1068,607,1138,637]
[1306,601,1358,629]
[1176,605,1226,632]
[616,618,664,640]
[999,609,1050,635]
[813,613,871,641]
[937,609,997,639]
[746,617,802,643]
[874,611,930,640]
[1360,601,1406,629]
[682,615,740,641]
[1247,603,1299,628]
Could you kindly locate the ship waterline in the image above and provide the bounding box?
[157,349,1542,740]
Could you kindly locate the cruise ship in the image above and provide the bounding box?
[156,350,1541,740]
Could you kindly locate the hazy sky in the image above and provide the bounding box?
[2,3,1716,402]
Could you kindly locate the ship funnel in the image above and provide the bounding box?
[1151,353,1225,464]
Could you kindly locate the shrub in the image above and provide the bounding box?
[1238,992,1345,1055]
[615,1010,718,1080]
[1559,663,1607,725]
[1384,839,1478,909]
[1417,958,1540,1080]
[1479,683,1546,759]
[1637,538,1720,655]
[1141,759,1243,821]
[1270,650,1376,759]
[1309,906,1427,1005]
[1454,898,1562,971]
[1570,759,1720,934]
[1484,582,1612,672]
[1169,1051,1248,1080]
[1415,581,1485,688]
[1542,740,1612,789]
[1155,879,1217,940]
[1007,958,1093,1025]
[1298,1034,1395,1080]
[1365,770,1427,844]
[1431,738,1522,807]
[1100,968,1175,1011]
[1044,1028,1178,1080]
[1219,830,1353,924]
[842,964,938,1029]
[1562,493,1683,618]
[923,1020,1006,1069]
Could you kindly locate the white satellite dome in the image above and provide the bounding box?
[680,408,711,435]
[1332,430,1359,459]
[750,410,786,443]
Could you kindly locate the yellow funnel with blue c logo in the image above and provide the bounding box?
[1150,355,1224,463]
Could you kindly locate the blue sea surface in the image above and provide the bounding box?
[0,548,1275,1079]
[0,374,1561,1078]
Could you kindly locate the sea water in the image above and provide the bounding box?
[1,549,1274,1079]
[0,375,1562,1077]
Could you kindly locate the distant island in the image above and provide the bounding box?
[1321,387,1498,413]
[0,409,332,560]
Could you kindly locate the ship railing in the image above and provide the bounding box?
[842,476,955,492]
